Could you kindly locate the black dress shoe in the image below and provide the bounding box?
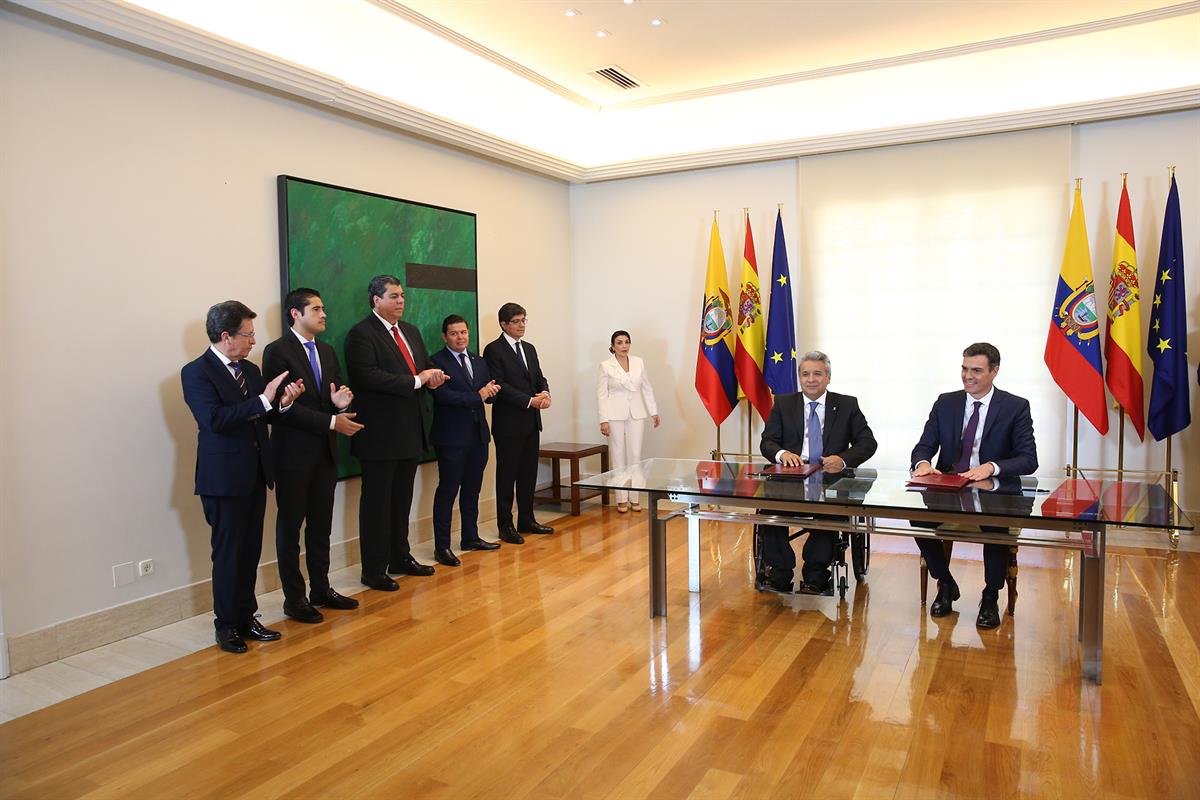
[283,598,324,624]
[754,567,793,594]
[389,554,435,577]
[461,539,500,551]
[435,548,461,567]
[311,589,359,610]
[930,580,960,618]
[976,596,1001,629]
[517,520,554,534]
[361,574,399,591]
[215,627,248,654]
[498,524,524,545]
[239,618,282,642]
[796,575,835,596]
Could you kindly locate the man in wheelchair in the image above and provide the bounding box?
[756,351,878,594]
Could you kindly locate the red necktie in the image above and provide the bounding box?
[391,325,418,374]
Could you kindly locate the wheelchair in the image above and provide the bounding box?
[753,520,870,599]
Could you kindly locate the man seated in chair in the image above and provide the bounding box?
[757,351,877,594]
[910,342,1038,629]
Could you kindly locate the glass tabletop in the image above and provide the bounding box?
[575,458,1193,531]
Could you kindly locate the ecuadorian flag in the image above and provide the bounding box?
[695,219,738,425]
[1045,184,1108,434]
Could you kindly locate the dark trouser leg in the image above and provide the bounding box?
[235,479,266,624]
[515,430,540,525]
[433,448,467,551]
[202,476,266,631]
[494,436,520,526]
[274,466,314,603]
[801,530,837,584]
[459,444,487,545]
[358,459,397,578]
[757,523,796,583]
[915,537,952,584]
[388,459,418,561]
[982,543,1011,599]
[302,455,337,597]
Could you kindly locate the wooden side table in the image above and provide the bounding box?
[534,441,610,516]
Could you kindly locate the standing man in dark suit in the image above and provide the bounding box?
[181,300,304,653]
[910,342,1038,629]
[483,302,553,544]
[757,350,877,594]
[263,288,365,624]
[429,314,502,567]
[344,275,447,591]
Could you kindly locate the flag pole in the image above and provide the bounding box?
[1116,410,1125,480]
[1071,407,1079,475]
[714,422,721,460]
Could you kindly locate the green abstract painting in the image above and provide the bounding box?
[277,175,478,478]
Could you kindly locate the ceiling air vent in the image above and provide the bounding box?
[590,65,640,90]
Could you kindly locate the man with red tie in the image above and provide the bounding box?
[344,275,447,591]
[910,342,1038,629]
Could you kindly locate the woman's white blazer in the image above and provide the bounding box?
[597,355,658,423]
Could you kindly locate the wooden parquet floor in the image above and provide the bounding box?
[2,507,1199,799]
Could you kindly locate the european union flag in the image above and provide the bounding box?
[1146,175,1190,440]
[763,210,797,394]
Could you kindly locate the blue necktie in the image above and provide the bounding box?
[304,340,321,386]
[807,401,823,463]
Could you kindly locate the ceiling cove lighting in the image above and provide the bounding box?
[650,18,665,27]
[564,9,580,17]
[595,29,611,38]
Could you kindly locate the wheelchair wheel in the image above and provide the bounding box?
[851,532,869,581]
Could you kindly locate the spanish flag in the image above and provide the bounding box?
[1045,184,1108,434]
[1103,177,1145,439]
[734,215,772,421]
[695,218,737,425]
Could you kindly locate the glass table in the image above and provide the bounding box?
[576,458,1193,684]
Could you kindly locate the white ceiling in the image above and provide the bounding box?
[398,0,1180,105]
[16,0,1200,181]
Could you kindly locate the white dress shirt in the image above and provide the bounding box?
[209,345,275,413]
[776,391,827,464]
[373,311,422,389]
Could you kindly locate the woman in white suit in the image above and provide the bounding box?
[597,330,660,512]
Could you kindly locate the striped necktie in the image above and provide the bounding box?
[230,361,248,397]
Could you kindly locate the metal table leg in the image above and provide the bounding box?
[1080,528,1105,684]
[649,493,667,618]
[688,508,701,593]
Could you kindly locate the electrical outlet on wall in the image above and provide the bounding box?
[138,559,154,577]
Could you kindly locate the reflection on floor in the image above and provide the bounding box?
[2,507,1197,799]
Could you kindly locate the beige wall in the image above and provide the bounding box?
[0,9,572,638]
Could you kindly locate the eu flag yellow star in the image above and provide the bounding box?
[770,352,783,364]
[790,348,797,359]
[1154,294,1162,307]
[1157,338,1171,353]
[1161,269,1172,282]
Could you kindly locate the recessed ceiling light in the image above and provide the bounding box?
[650,18,666,26]
[564,9,580,17]
[595,29,611,38]
[623,0,636,5]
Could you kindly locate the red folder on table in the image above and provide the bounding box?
[906,473,970,490]
[754,463,820,479]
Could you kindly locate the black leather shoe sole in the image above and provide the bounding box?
[754,578,793,595]
[361,575,399,591]
[795,581,835,597]
[461,540,500,551]
[435,550,461,567]
[517,523,554,534]
[283,602,324,624]
[499,530,524,545]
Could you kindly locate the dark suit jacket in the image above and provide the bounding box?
[344,315,432,461]
[262,332,344,470]
[181,348,277,496]
[760,391,877,468]
[910,389,1038,476]
[483,334,549,437]
[430,347,492,448]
